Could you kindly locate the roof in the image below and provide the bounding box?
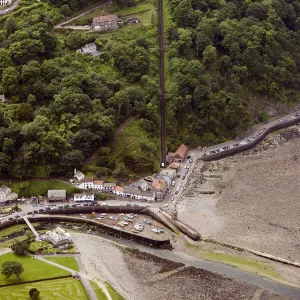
[0,185,10,193]
[104,182,116,188]
[114,186,124,193]
[124,187,140,195]
[152,179,166,190]
[84,42,96,48]
[82,178,93,183]
[127,18,140,22]
[94,180,104,185]
[93,14,118,22]
[140,190,154,197]
[174,143,188,159]
[48,190,66,198]
[169,162,180,169]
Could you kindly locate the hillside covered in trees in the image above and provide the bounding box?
[165,0,300,148]
[0,0,160,179]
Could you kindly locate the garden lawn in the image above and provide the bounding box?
[0,180,80,197]
[0,253,70,285]
[105,282,125,300]
[90,280,108,299]
[0,277,88,300]
[44,257,79,272]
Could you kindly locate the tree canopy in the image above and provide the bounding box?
[166,0,300,148]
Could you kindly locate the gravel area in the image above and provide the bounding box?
[179,126,300,262]
[71,233,289,300]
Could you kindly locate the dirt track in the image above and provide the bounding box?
[179,126,300,262]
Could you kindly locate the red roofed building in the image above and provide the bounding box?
[167,144,188,163]
[173,143,188,162]
[92,15,118,31]
[152,179,167,200]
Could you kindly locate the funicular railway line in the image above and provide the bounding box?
[158,0,166,166]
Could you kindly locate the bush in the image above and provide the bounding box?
[29,288,40,300]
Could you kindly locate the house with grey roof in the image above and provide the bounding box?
[48,190,66,202]
[103,182,116,193]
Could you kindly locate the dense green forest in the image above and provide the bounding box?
[0,0,160,179]
[165,0,300,147]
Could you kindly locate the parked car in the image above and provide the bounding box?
[187,155,191,159]
[144,219,151,225]
[27,212,32,215]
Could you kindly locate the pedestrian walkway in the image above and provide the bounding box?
[23,216,39,239]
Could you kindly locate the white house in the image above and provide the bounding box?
[113,186,125,197]
[124,187,141,199]
[47,227,72,247]
[77,42,97,54]
[103,182,116,193]
[93,180,104,190]
[140,190,155,202]
[74,169,85,181]
[0,185,17,203]
[78,178,94,189]
[0,0,12,6]
[74,193,94,202]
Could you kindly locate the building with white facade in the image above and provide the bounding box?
[46,227,72,247]
[114,186,155,202]
[93,180,103,190]
[0,185,17,203]
[103,182,116,193]
[78,178,94,189]
[74,193,94,202]
[74,169,85,181]
[0,0,12,6]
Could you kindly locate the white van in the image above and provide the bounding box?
[172,181,175,186]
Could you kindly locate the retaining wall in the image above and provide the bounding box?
[31,215,170,248]
[202,117,300,162]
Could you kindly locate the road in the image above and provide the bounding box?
[55,0,110,28]
[0,0,19,15]
[165,108,300,207]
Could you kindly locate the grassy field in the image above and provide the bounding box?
[105,282,125,300]
[74,0,155,26]
[0,180,80,197]
[29,241,59,254]
[0,253,70,285]
[90,280,108,299]
[109,119,160,175]
[0,277,88,300]
[44,257,79,272]
[201,252,297,286]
